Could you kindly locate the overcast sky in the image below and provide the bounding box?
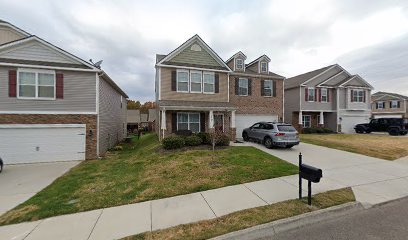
[1,0,408,101]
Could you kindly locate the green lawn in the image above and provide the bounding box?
[124,188,355,240]
[301,134,408,160]
[0,134,298,226]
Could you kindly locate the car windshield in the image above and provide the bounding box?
[277,125,296,132]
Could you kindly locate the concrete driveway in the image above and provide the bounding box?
[0,161,81,215]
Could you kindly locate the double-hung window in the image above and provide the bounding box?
[238,78,248,96]
[352,90,364,102]
[260,62,267,73]
[18,69,55,99]
[236,59,244,70]
[203,72,215,93]
[302,115,311,128]
[177,70,189,92]
[320,88,328,102]
[391,100,399,109]
[377,102,384,109]
[308,88,315,101]
[263,80,273,96]
[190,71,202,93]
[177,112,200,133]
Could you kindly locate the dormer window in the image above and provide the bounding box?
[236,58,244,70]
[260,62,268,73]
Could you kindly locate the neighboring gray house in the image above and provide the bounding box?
[0,20,128,164]
[284,64,373,133]
[127,109,141,132]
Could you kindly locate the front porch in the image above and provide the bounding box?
[158,101,237,141]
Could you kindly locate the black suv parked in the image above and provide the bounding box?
[0,157,3,173]
[354,118,408,136]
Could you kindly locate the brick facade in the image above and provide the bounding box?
[229,75,284,119]
[0,114,97,159]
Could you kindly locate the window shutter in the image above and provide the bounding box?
[172,112,177,133]
[171,71,177,91]
[9,70,17,97]
[314,89,318,102]
[200,112,205,132]
[376,102,378,109]
[273,80,277,97]
[305,88,308,101]
[261,80,265,96]
[389,102,392,108]
[327,89,331,102]
[56,73,64,99]
[248,79,252,96]
[318,88,321,102]
[235,77,239,95]
[215,74,219,93]
[397,101,401,108]
[350,90,354,102]
[363,90,366,102]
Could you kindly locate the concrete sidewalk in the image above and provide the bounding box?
[1,142,408,240]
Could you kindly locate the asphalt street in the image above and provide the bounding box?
[257,197,408,240]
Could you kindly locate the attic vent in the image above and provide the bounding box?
[191,44,201,52]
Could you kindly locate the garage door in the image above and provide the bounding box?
[341,116,370,134]
[374,115,403,119]
[236,114,278,139]
[0,124,86,164]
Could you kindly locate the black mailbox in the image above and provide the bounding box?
[300,164,322,183]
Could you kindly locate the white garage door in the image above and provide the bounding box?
[236,114,278,139]
[0,124,86,164]
[341,116,370,134]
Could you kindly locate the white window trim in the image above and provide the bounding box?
[307,87,315,102]
[238,78,249,96]
[352,89,364,103]
[263,80,273,97]
[213,113,224,132]
[17,68,56,100]
[391,100,399,109]
[176,69,189,93]
[302,115,311,128]
[321,88,328,102]
[377,101,384,109]
[260,62,268,73]
[177,112,201,132]
[189,70,202,93]
[235,58,244,70]
[203,71,215,94]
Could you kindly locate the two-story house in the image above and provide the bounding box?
[155,35,284,140]
[0,20,128,164]
[371,92,408,119]
[284,64,374,133]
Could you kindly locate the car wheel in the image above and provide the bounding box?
[401,132,408,136]
[365,130,371,134]
[355,129,363,134]
[243,132,249,141]
[285,145,294,149]
[0,162,3,173]
[264,137,273,149]
[389,128,399,136]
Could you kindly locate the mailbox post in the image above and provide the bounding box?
[298,153,322,206]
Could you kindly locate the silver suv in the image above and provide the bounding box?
[242,122,300,149]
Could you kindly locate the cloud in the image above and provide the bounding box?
[1,0,408,100]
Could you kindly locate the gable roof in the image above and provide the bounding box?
[372,91,408,100]
[285,65,335,89]
[246,54,271,67]
[156,34,231,71]
[0,19,30,37]
[226,51,247,63]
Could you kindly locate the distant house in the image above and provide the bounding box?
[371,92,408,119]
[284,64,374,133]
[0,20,128,164]
[140,114,149,128]
[148,108,156,131]
[127,110,141,132]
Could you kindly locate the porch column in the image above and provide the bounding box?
[298,111,303,125]
[161,109,166,139]
[319,111,324,125]
[231,110,236,128]
[209,110,214,129]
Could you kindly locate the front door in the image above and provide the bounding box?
[214,114,224,132]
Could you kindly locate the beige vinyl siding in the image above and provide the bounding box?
[300,86,336,111]
[323,72,349,86]
[306,67,341,86]
[160,67,229,102]
[0,41,77,64]
[343,78,368,87]
[0,67,96,112]
[284,87,300,124]
[0,26,25,45]
[169,41,222,67]
[98,77,127,156]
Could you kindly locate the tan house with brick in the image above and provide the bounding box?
[284,64,374,133]
[155,35,285,140]
[0,20,128,164]
[371,92,408,119]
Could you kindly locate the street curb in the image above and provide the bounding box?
[210,202,363,240]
